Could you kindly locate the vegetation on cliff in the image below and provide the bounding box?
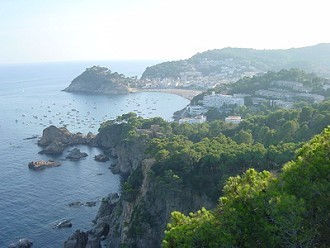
[94,98,329,247]
[163,126,330,247]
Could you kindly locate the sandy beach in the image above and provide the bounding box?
[131,88,203,100]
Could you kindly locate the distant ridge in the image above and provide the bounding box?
[141,43,330,79]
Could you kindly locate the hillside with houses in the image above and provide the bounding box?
[139,44,330,90]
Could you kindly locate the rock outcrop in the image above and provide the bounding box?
[54,219,73,229]
[94,154,109,162]
[94,131,149,175]
[38,125,95,154]
[63,230,88,248]
[63,66,132,95]
[28,160,61,170]
[8,238,33,248]
[102,158,215,248]
[66,148,88,160]
[64,229,101,248]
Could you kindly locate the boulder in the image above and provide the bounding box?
[54,219,72,229]
[28,160,61,170]
[8,238,33,248]
[38,125,72,147]
[94,154,109,162]
[66,148,88,160]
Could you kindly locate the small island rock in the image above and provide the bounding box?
[28,160,61,170]
[63,66,132,95]
[94,154,109,162]
[54,219,72,229]
[66,148,88,160]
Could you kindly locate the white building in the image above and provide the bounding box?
[187,105,207,116]
[203,92,244,108]
[179,115,206,124]
[225,116,242,124]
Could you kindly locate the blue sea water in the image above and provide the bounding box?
[0,61,189,247]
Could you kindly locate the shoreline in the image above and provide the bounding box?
[130,88,203,100]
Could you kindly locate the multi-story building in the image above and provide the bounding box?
[202,92,244,108]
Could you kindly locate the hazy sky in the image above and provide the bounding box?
[1,0,329,64]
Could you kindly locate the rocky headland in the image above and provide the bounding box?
[38,122,214,248]
[63,66,133,95]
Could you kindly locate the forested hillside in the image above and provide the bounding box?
[163,126,330,247]
[93,99,329,247]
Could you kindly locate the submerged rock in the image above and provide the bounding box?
[69,201,82,207]
[66,148,88,160]
[28,160,61,170]
[68,201,96,207]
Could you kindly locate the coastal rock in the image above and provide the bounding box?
[38,126,96,154]
[68,201,96,207]
[66,148,88,160]
[63,230,88,248]
[38,141,64,154]
[54,219,72,229]
[94,154,109,162]
[38,125,72,147]
[28,160,61,170]
[8,238,33,248]
[64,230,102,248]
[69,201,82,207]
[88,193,119,241]
[95,193,119,220]
[94,131,148,175]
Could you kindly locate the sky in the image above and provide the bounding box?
[1,0,330,64]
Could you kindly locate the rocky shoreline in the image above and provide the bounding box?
[35,124,205,248]
[34,125,134,247]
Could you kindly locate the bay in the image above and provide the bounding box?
[0,61,189,247]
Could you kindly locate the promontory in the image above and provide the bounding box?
[63,65,133,94]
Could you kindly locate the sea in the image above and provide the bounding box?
[0,61,189,247]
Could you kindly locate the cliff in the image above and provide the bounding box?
[63,66,132,94]
[91,158,214,248]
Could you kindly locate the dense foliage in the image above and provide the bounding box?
[102,100,329,203]
[226,68,328,95]
[163,127,330,247]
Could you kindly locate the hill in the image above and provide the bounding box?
[141,44,330,81]
[63,66,133,94]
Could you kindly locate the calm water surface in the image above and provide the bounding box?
[0,61,189,247]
